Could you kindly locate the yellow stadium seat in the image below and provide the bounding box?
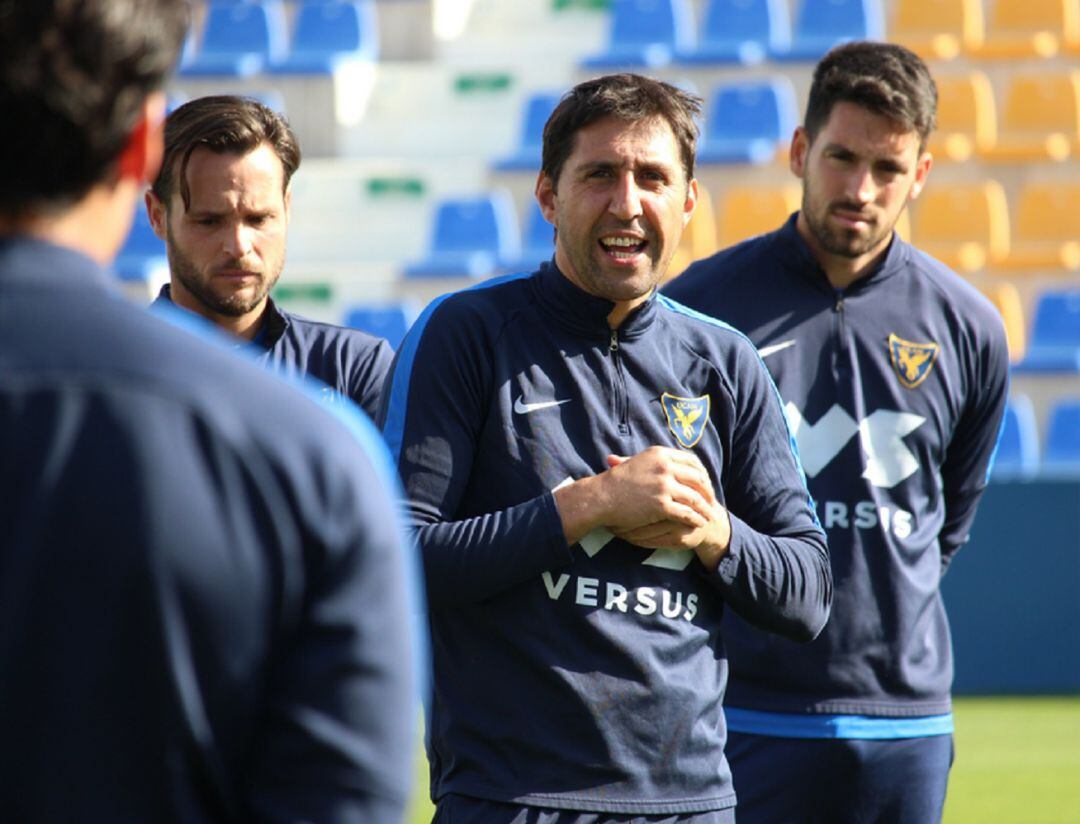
[667,183,719,280]
[716,184,800,249]
[978,281,1027,362]
[910,180,1010,272]
[929,71,997,162]
[980,71,1080,163]
[994,182,1080,273]
[891,0,984,60]
[967,0,1080,58]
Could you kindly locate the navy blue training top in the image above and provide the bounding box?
[381,261,831,814]
[0,236,417,823]
[664,215,1009,723]
[153,284,393,419]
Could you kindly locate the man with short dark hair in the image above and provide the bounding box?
[147,95,393,418]
[665,41,1009,823]
[382,72,832,822]
[0,3,417,821]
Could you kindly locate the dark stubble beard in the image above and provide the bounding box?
[166,223,282,318]
[802,194,894,260]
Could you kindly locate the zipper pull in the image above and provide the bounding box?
[609,329,619,351]
[834,292,844,312]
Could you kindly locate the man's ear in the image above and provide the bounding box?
[535,172,557,224]
[908,150,933,202]
[683,178,699,227]
[145,189,168,241]
[117,92,166,186]
[789,126,809,179]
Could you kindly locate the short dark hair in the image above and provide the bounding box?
[804,41,937,150]
[0,0,188,218]
[541,73,703,188]
[153,95,301,212]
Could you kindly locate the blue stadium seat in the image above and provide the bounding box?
[1043,399,1080,474]
[404,191,521,280]
[581,0,696,69]
[1015,289,1080,373]
[697,76,797,165]
[343,302,417,350]
[269,0,378,74]
[500,200,556,274]
[180,1,287,78]
[772,0,884,62]
[676,0,790,65]
[991,394,1040,479]
[494,93,562,173]
[114,207,168,284]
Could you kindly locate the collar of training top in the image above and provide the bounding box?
[533,258,660,342]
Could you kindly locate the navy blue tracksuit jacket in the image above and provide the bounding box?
[153,285,393,419]
[1,236,416,822]
[381,262,831,814]
[665,215,1009,734]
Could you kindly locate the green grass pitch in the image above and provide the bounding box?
[405,696,1080,823]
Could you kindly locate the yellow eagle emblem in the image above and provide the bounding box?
[889,334,940,389]
[661,393,710,448]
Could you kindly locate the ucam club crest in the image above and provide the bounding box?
[888,334,940,389]
[661,392,710,449]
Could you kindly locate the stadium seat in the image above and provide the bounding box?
[697,76,798,165]
[114,206,169,285]
[978,281,1027,363]
[269,0,378,74]
[910,180,1010,272]
[928,71,996,162]
[180,0,287,77]
[493,93,561,172]
[675,0,790,65]
[1015,289,1080,373]
[980,71,1080,163]
[499,200,556,274]
[667,184,718,279]
[343,302,417,350]
[1042,398,1080,473]
[889,0,984,60]
[580,0,695,68]
[715,183,800,248]
[991,394,1040,479]
[772,0,885,62]
[404,191,521,279]
[967,0,1079,59]
[994,182,1080,273]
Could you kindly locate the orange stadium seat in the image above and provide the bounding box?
[993,182,1080,273]
[668,184,719,279]
[715,184,800,248]
[967,0,1080,58]
[929,71,997,162]
[890,0,984,60]
[910,180,1010,272]
[980,71,1080,163]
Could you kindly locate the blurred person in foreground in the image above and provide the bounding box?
[0,2,417,821]
[665,41,1009,824]
[381,72,832,823]
[147,94,393,419]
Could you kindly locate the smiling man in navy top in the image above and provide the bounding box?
[0,3,417,820]
[382,73,832,823]
[666,42,1009,824]
[147,95,393,418]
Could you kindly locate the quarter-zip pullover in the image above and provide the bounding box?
[381,261,831,813]
[664,214,1009,726]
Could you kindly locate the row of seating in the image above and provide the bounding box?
[584,0,1080,68]
[180,0,376,77]
[495,69,1080,178]
[995,395,1080,477]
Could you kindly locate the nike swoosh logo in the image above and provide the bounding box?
[759,339,797,359]
[514,396,571,414]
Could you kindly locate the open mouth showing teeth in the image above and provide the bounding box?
[599,236,647,259]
